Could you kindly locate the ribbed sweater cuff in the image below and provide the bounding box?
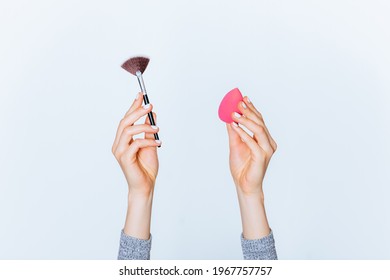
[118,230,152,260]
[241,229,278,260]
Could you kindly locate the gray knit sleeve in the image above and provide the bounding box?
[241,230,278,260]
[117,230,152,260]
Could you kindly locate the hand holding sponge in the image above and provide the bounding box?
[218,88,244,123]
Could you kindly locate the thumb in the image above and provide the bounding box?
[226,123,241,148]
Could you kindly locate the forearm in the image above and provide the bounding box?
[236,187,270,240]
[124,190,154,240]
[237,187,277,260]
[118,190,153,260]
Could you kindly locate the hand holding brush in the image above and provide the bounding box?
[121,56,161,147]
[112,94,160,240]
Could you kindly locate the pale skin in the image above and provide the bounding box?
[112,92,160,239]
[112,93,277,240]
[227,96,277,239]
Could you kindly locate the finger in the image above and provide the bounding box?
[238,100,263,126]
[124,92,144,117]
[112,92,144,153]
[226,123,242,149]
[112,103,153,151]
[121,103,153,128]
[124,138,162,164]
[114,124,160,156]
[241,97,277,151]
[243,96,262,119]
[232,112,274,154]
[230,122,262,159]
[238,99,275,148]
[145,112,158,140]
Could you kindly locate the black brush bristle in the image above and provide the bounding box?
[121,56,150,75]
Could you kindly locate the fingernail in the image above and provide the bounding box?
[242,102,247,109]
[232,122,238,127]
[143,104,150,109]
[151,125,158,130]
[247,97,251,103]
[135,92,140,100]
[155,140,162,144]
[234,112,241,118]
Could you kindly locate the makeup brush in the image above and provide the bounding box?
[121,56,160,147]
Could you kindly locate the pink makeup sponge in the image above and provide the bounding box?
[218,88,243,123]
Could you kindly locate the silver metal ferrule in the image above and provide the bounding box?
[136,70,147,95]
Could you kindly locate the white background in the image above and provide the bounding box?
[1,0,389,259]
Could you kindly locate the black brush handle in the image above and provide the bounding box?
[136,72,161,148]
[143,93,161,147]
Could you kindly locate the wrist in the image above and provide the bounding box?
[128,190,154,206]
[237,192,265,210]
[128,185,154,199]
[236,185,265,202]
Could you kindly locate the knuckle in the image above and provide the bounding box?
[266,147,275,156]
[264,148,273,158]
[254,110,263,119]
[254,148,264,159]
[124,126,133,135]
[132,138,142,145]
[119,118,126,126]
[119,153,127,163]
[256,125,265,134]
[112,148,121,160]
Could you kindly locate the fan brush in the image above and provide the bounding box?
[121,56,160,147]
